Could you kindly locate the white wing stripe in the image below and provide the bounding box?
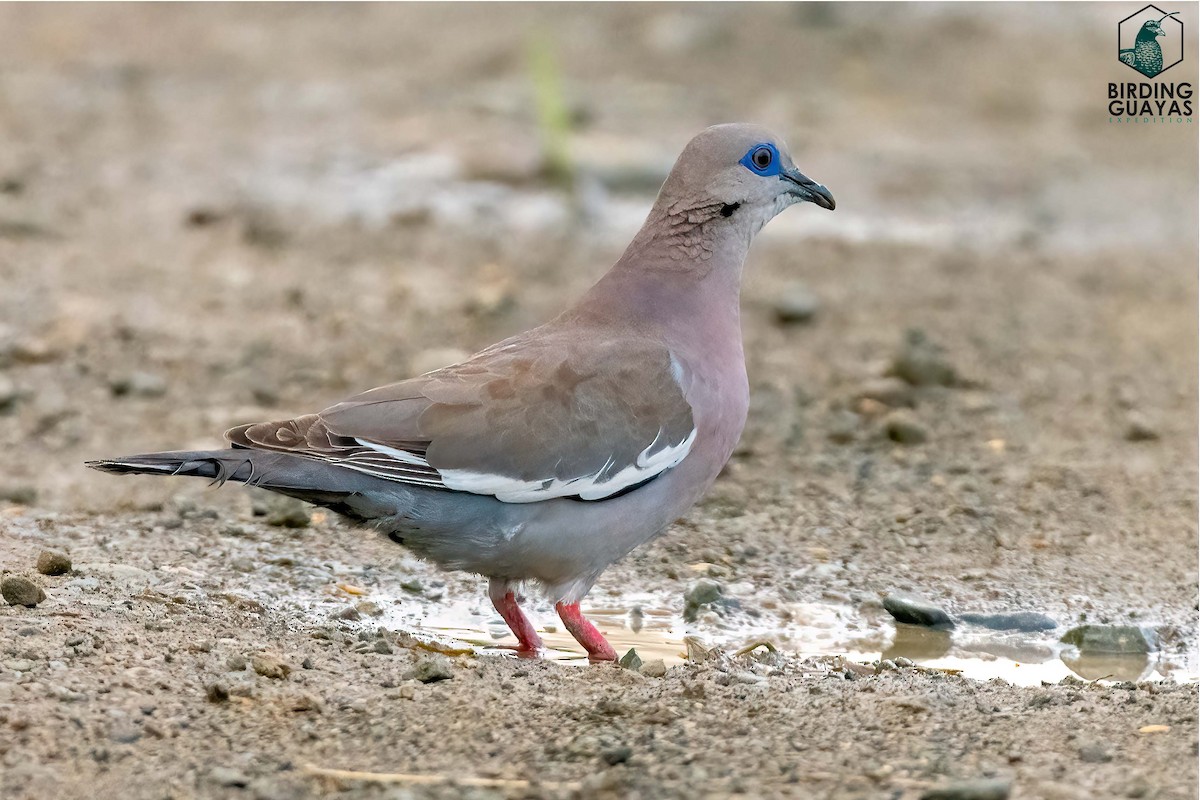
[354,438,432,467]
[353,430,696,503]
[440,428,697,503]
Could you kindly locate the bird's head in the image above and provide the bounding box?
[659,123,835,232]
[1141,18,1166,38]
[1139,11,1178,41]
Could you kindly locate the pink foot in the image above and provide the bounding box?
[489,579,543,655]
[556,601,618,662]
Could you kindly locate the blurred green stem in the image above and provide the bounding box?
[528,34,574,188]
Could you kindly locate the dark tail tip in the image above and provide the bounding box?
[84,451,232,482]
[85,457,189,476]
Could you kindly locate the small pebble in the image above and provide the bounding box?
[205,682,230,703]
[883,594,954,628]
[600,745,633,766]
[619,648,643,671]
[891,329,958,387]
[108,724,142,744]
[265,497,310,528]
[883,410,928,445]
[772,283,820,324]
[286,691,323,712]
[960,612,1056,633]
[684,579,723,622]
[857,377,915,408]
[109,371,168,398]
[0,374,19,412]
[356,601,383,617]
[1124,413,1159,442]
[36,550,71,576]
[921,778,1012,800]
[1078,743,1113,763]
[226,655,247,672]
[1060,625,1156,654]
[251,654,291,680]
[407,655,453,683]
[0,484,37,505]
[209,767,251,788]
[2,575,46,607]
[640,659,667,678]
[826,409,861,444]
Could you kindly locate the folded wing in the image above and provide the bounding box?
[226,330,696,503]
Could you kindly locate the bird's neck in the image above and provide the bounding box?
[570,221,749,346]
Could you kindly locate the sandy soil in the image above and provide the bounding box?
[1,5,1197,799]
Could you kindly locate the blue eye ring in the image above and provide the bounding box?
[740,142,780,176]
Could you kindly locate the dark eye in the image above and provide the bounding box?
[752,147,773,170]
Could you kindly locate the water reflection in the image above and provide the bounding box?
[367,591,1191,685]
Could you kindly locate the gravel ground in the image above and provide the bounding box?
[1,5,1197,799]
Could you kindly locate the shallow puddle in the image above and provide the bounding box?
[372,593,1196,685]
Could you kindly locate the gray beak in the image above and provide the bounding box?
[781,168,836,211]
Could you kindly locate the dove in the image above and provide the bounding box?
[87,123,835,661]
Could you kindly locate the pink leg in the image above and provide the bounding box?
[556,601,617,661]
[489,578,543,655]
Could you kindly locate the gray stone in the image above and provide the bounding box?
[109,371,168,398]
[263,495,310,528]
[921,778,1011,800]
[407,655,453,683]
[884,410,928,444]
[773,284,820,324]
[960,612,1056,632]
[355,601,383,618]
[600,745,633,765]
[205,682,229,703]
[0,484,37,505]
[209,767,251,788]
[2,575,46,607]
[251,654,291,680]
[619,648,643,671]
[826,410,861,444]
[684,579,723,621]
[640,659,667,678]
[892,329,958,387]
[1060,625,1156,655]
[1078,743,1113,763]
[1124,412,1159,442]
[883,594,954,628]
[109,724,142,744]
[36,550,72,576]
[857,377,916,408]
[0,374,20,413]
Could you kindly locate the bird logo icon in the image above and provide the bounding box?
[1119,6,1184,78]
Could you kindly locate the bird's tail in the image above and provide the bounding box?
[85,449,388,520]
